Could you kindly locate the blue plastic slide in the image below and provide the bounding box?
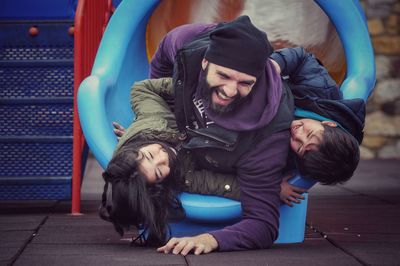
[78,0,375,243]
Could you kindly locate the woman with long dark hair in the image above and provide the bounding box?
[99,78,239,246]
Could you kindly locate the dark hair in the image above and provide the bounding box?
[297,125,360,185]
[99,136,184,246]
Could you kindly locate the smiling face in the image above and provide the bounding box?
[290,119,337,157]
[136,143,176,184]
[202,59,257,113]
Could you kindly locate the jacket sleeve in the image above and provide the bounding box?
[209,131,290,251]
[149,23,217,79]
[130,78,175,117]
[181,153,240,200]
[270,47,341,100]
[183,170,240,200]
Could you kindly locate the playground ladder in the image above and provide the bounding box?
[0,20,76,199]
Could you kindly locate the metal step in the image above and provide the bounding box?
[0,21,75,200]
[0,65,73,100]
[0,176,72,200]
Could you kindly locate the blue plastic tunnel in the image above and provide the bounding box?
[78,0,375,243]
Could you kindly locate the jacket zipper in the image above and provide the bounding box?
[185,127,234,147]
[177,55,190,130]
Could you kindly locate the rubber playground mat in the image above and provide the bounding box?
[1,158,399,266]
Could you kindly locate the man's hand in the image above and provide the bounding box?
[270,59,281,75]
[112,122,126,141]
[280,174,307,207]
[157,234,218,256]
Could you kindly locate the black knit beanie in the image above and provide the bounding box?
[205,15,273,78]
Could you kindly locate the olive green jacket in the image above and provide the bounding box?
[115,78,240,200]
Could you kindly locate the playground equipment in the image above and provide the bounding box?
[0,0,76,200]
[72,0,112,213]
[78,0,375,243]
[0,0,111,203]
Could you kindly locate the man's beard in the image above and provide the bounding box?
[200,69,245,114]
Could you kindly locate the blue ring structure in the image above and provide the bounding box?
[78,0,375,243]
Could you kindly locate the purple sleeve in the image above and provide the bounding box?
[209,130,290,251]
[149,23,217,79]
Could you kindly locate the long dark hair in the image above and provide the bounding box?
[99,133,185,246]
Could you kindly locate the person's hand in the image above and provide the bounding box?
[280,174,307,207]
[270,59,281,75]
[112,122,126,141]
[157,234,218,256]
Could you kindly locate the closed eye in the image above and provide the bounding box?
[239,80,254,86]
[217,71,230,79]
[297,144,302,154]
[144,152,151,161]
[156,169,162,181]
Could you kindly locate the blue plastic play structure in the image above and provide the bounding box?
[78,0,375,243]
[0,0,77,200]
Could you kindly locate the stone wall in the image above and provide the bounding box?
[360,0,400,159]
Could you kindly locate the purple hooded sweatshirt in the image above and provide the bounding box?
[150,23,290,251]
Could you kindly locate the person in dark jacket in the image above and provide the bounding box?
[269,47,364,206]
[149,16,365,255]
[151,15,292,253]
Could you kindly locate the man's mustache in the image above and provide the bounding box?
[213,86,239,101]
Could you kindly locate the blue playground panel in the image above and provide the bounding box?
[0,0,78,20]
[78,0,375,243]
[0,20,74,200]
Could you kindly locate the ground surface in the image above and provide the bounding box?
[1,158,399,266]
